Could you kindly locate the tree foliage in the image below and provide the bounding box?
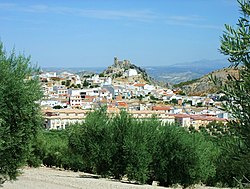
[219,0,250,181]
[0,42,43,183]
[42,130,69,168]
[25,108,222,187]
[68,107,113,174]
[65,109,219,186]
[151,126,218,187]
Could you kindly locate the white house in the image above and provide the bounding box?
[40,100,64,108]
[69,95,83,108]
[68,88,100,98]
[144,84,155,91]
[53,85,68,96]
[40,72,57,78]
[174,114,191,127]
[125,69,138,77]
[44,109,88,130]
[102,77,112,86]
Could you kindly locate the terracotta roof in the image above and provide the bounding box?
[100,89,108,93]
[107,107,120,113]
[82,98,93,102]
[174,114,190,118]
[42,109,89,114]
[86,96,95,99]
[117,101,128,107]
[133,83,146,87]
[191,115,227,121]
[152,106,172,111]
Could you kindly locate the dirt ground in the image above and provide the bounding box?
[2,167,229,189]
[2,167,169,189]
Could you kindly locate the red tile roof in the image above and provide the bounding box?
[133,83,146,87]
[117,101,128,107]
[173,114,190,118]
[152,106,172,111]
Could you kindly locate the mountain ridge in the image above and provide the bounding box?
[41,58,230,85]
[173,67,239,96]
[144,59,229,84]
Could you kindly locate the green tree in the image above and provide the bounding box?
[67,109,158,184]
[68,107,113,175]
[219,0,250,181]
[99,73,105,77]
[55,108,220,186]
[82,79,90,87]
[65,80,71,87]
[109,111,132,179]
[123,119,157,184]
[199,121,243,187]
[53,105,63,109]
[196,102,203,107]
[170,98,178,104]
[0,42,43,183]
[150,95,158,101]
[61,81,66,85]
[151,126,218,187]
[42,130,69,168]
[76,83,81,88]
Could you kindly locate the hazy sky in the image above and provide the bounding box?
[0,0,239,67]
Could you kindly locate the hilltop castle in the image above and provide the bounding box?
[113,57,131,69]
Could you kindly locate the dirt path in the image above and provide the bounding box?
[2,167,168,189]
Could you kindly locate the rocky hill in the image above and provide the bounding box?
[174,68,239,96]
[102,57,155,84]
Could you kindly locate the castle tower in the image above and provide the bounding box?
[114,57,118,65]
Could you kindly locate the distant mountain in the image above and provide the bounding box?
[42,59,230,85]
[169,59,228,72]
[173,67,239,96]
[144,59,229,84]
[41,67,106,74]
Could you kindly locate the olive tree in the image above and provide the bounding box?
[219,0,250,182]
[0,42,43,183]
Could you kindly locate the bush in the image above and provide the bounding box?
[218,0,250,183]
[24,108,221,187]
[66,109,219,186]
[198,121,249,187]
[42,130,68,168]
[151,126,218,186]
[0,42,43,183]
[68,108,113,175]
[27,129,47,167]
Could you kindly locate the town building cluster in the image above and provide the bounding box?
[40,64,229,130]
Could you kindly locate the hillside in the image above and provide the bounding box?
[41,59,228,86]
[102,57,155,84]
[174,67,239,96]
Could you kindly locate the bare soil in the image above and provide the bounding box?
[2,167,168,189]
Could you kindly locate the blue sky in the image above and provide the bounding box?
[0,0,239,67]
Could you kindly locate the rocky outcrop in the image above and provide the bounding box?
[102,57,155,84]
[175,68,239,96]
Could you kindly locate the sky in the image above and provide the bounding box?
[0,0,239,68]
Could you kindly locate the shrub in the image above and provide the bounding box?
[66,109,218,186]
[151,126,218,186]
[0,42,43,183]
